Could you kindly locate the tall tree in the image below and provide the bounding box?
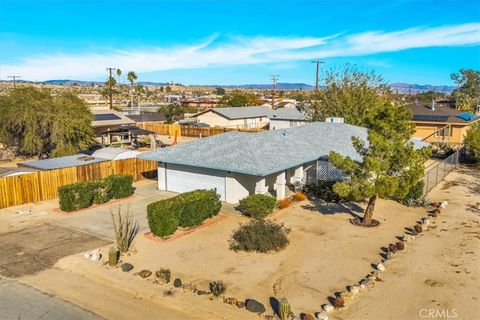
[116,68,122,84]
[306,64,390,126]
[0,87,95,158]
[328,103,431,226]
[451,69,480,111]
[127,71,138,108]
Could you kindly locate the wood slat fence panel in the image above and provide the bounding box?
[137,122,264,138]
[0,158,158,209]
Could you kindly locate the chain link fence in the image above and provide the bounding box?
[423,147,464,195]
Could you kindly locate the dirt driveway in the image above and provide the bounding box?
[0,223,109,278]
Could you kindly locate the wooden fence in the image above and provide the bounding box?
[0,158,158,209]
[137,122,264,138]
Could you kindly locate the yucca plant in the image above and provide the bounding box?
[111,205,139,253]
[418,197,431,207]
[403,198,415,207]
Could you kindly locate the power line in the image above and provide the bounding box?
[311,60,324,91]
[7,75,21,87]
[106,67,117,109]
[271,75,279,109]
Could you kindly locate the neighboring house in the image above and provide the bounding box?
[194,106,272,129]
[405,102,480,146]
[139,122,369,204]
[269,108,307,130]
[124,112,168,123]
[277,101,297,109]
[92,110,136,136]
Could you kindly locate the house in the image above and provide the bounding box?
[269,108,307,130]
[405,102,480,146]
[194,106,272,129]
[139,122,368,204]
[92,110,136,136]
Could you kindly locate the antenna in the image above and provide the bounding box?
[7,75,21,87]
[271,75,279,109]
[311,60,324,91]
[106,67,117,109]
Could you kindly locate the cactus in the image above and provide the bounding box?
[108,247,119,266]
[209,281,226,297]
[419,197,430,207]
[279,298,290,320]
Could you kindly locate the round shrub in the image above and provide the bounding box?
[277,198,292,209]
[237,194,277,218]
[147,199,179,238]
[176,189,221,228]
[293,191,307,201]
[105,174,134,199]
[92,181,110,205]
[58,181,98,212]
[230,219,290,253]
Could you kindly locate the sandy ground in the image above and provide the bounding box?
[2,166,478,320]
[334,166,480,320]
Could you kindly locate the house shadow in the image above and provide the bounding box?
[301,201,363,219]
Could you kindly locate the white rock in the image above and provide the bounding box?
[84,249,101,261]
[376,263,386,271]
[16,208,31,215]
[440,201,448,209]
[322,304,334,313]
[316,312,329,320]
[349,285,360,294]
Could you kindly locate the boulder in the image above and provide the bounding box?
[414,224,423,234]
[316,312,329,320]
[173,278,182,288]
[396,241,405,251]
[121,263,134,272]
[349,285,360,294]
[385,251,393,260]
[359,278,371,287]
[440,201,448,209]
[332,296,344,309]
[303,314,316,320]
[376,263,385,272]
[245,299,266,314]
[236,300,245,308]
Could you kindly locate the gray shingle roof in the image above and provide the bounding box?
[19,154,109,170]
[197,106,273,119]
[270,108,305,121]
[139,122,368,176]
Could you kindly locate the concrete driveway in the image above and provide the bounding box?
[56,180,177,240]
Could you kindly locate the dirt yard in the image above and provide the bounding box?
[2,166,478,320]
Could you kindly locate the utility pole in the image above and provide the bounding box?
[7,75,21,87]
[271,75,279,109]
[106,67,116,109]
[311,60,324,91]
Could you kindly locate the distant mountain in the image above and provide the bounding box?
[200,83,316,90]
[390,83,455,94]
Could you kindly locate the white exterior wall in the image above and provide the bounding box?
[269,119,307,130]
[158,163,167,190]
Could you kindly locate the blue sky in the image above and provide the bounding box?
[1,0,479,85]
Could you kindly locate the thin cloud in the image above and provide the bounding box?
[2,23,479,80]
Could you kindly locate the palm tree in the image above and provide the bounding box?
[127,71,138,109]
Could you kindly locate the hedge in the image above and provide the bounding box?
[147,189,221,238]
[237,194,277,219]
[58,174,133,212]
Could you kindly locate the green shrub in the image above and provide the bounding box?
[230,219,290,253]
[92,180,110,205]
[237,194,277,218]
[147,199,179,238]
[58,181,98,212]
[304,180,341,202]
[176,189,221,228]
[404,180,424,201]
[465,122,480,163]
[105,174,134,199]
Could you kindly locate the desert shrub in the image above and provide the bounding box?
[58,181,98,212]
[304,180,341,202]
[175,189,221,228]
[156,268,171,283]
[230,219,290,253]
[237,194,277,218]
[404,180,424,201]
[209,281,226,297]
[464,122,480,163]
[111,205,139,253]
[147,189,221,237]
[277,198,292,209]
[105,174,134,199]
[293,191,307,201]
[147,199,179,238]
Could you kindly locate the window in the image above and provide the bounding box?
[435,126,452,137]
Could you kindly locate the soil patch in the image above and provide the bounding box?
[0,223,109,278]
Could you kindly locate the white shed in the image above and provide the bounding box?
[91,148,141,160]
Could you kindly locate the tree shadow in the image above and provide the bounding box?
[301,201,363,218]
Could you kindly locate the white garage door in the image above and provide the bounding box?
[166,164,226,201]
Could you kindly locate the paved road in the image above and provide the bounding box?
[0,278,101,320]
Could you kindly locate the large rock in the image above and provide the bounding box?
[173,278,182,288]
[121,263,134,272]
[303,314,316,320]
[245,299,266,314]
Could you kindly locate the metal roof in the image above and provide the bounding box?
[196,106,273,119]
[19,154,109,170]
[139,122,369,176]
[91,110,136,128]
[91,148,141,160]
